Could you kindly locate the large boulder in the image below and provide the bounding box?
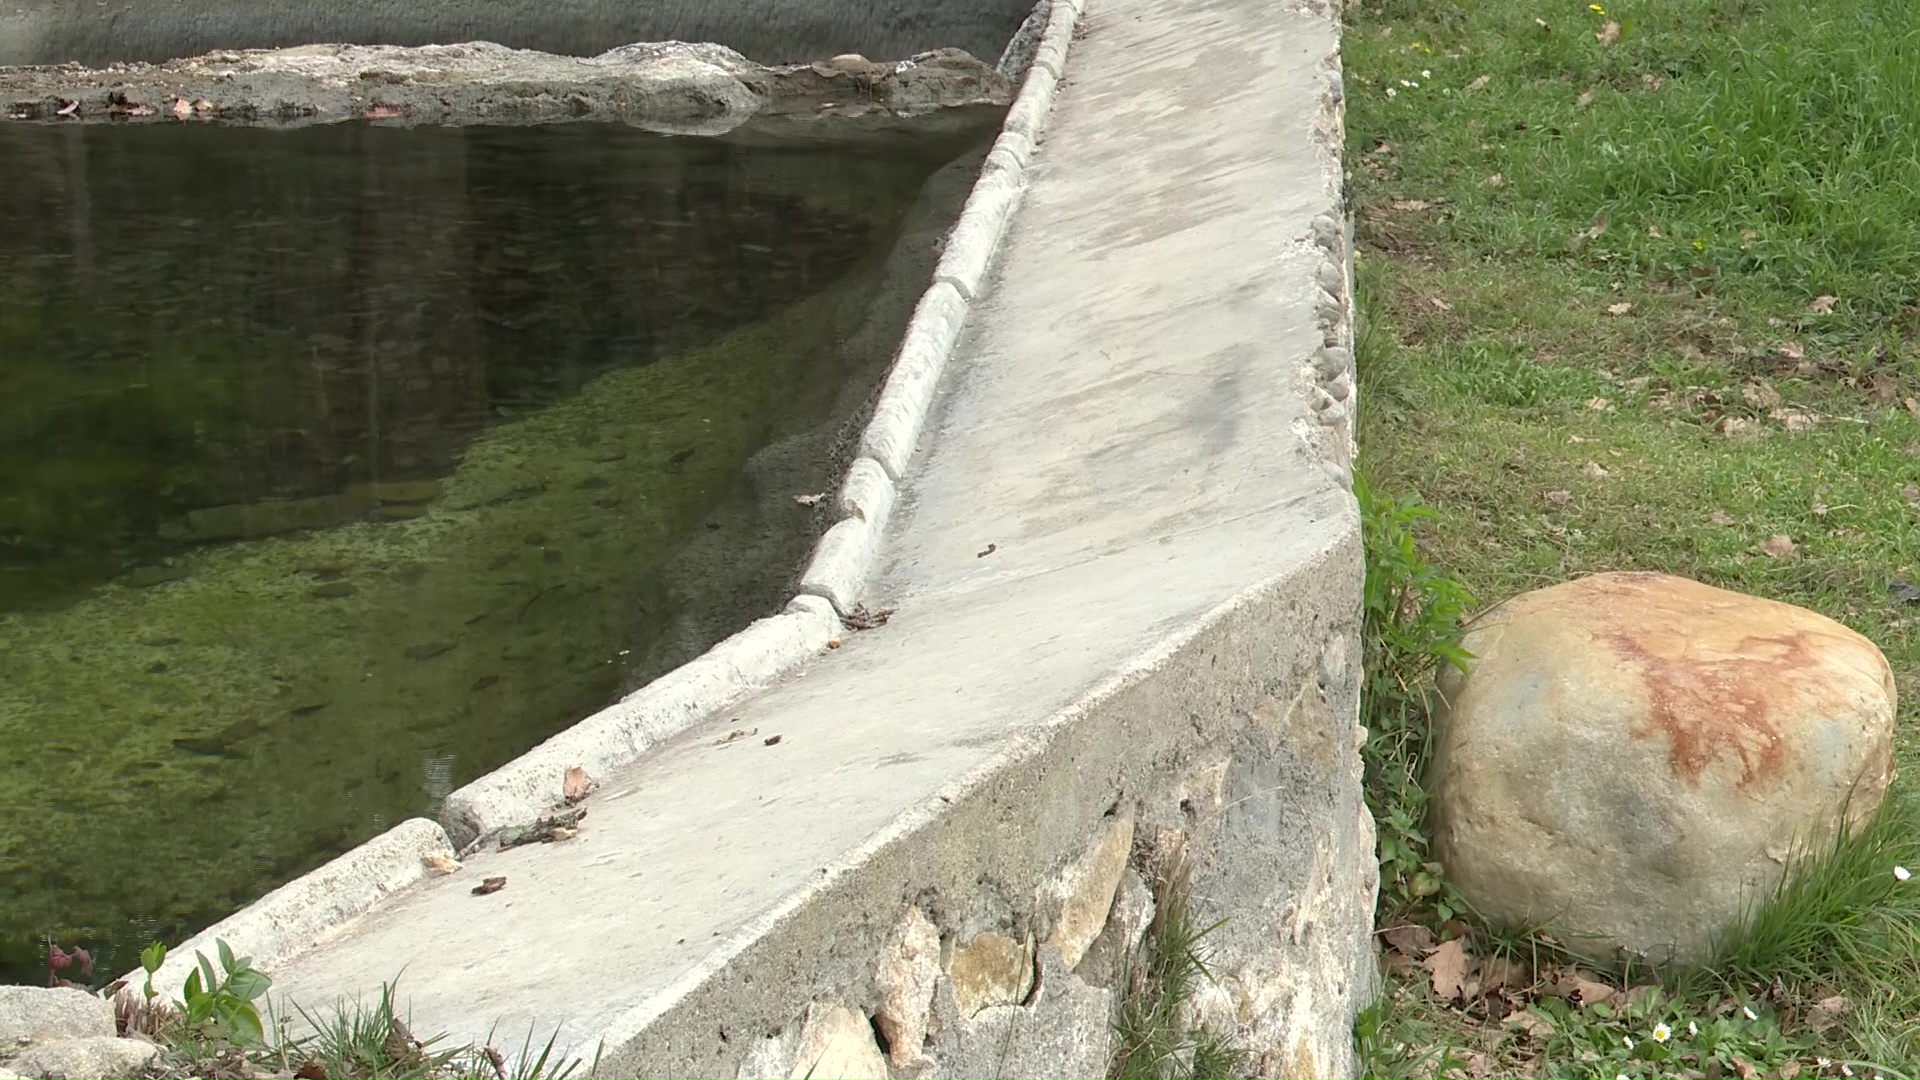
[0,987,114,1049]
[1430,571,1896,964]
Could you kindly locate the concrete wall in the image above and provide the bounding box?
[0,0,1038,68]
[90,0,1375,1073]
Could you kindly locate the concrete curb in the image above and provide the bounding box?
[143,4,1081,974]
[120,818,454,1004]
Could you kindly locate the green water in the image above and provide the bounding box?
[0,119,985,983]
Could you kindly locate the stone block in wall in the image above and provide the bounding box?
[928,945,1110,1080]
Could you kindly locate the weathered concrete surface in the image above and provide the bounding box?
[0,41,1008,132]
[252,0,1370,1072]
[0,0,1038,70]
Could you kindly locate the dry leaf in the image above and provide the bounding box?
[792,492,827,507]
[170,97,191,119]
[1424,938,1471,1000]
[563,765,592,804]
[1870,374,1900,402]
[1596,20,1620,45]
[1807,994,1848,1032]
[1429,296,1454,311]
[1551,971,1615,1006]
[1730,1056,1762,1080]
[1484,172,1505,188]
[1902,483,1920,504]
[1479,954,1527,991]
[1647,223,1663,239]
[1711,510,1737,526]
[1742,381,1782,409]
[1809,295,1838,315]
[1585,396,1615,411]
[1770,407,1817,432]
[1546,489,1573,505]
[1717,416,1761,438]
[1605,301,1633,316]
[1505,1010,1557,1039]
[1576,87,1596,109]
[471,876,507,896]
[1579,213,1610,243]
[545,826,578,842]
[1760,534,1797,558]
[1382,923,1435,956]
[1581,461,1609,480]
[1779,340,1804,361]
[1392,199,1434,212]
[422,851,462,875]
[1466,74,1491,92]
[712,726,759,746]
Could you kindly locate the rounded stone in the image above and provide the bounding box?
[1430,571,1895,964]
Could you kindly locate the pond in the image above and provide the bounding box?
[0,117,988,983]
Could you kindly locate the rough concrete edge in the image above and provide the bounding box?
[589,522,1362,1073]
[1295,24,1354,488]
[129,4,1082,980]
[114,818,454,1004]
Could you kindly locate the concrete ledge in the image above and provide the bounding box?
[836,457,897,525]
[933,168,1024,300]
[437,596,842,849]
[796,517,879,616]
[856,281,971,479]
[133,818,454,1003]
[1030,0,1076,78]
[1001,59,1057,141]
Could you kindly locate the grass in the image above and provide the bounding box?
[1110,859,1247,1080]
[1345,0,1920,1076]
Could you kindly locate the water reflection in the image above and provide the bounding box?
[0,118,982,982]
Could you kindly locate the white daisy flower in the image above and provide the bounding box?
[1385,87,1397,98]
[1651,1022,1671,1044]
[1895,865,1911,881]
[1743,1005,1759,1021]
[1622,1035,1635,1050]
[1688,1021,1699,1038]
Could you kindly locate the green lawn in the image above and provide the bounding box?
[1344,1,1920,1076]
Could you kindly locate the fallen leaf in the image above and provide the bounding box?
[763,734,783,746]
[1585,396,1615,411]
[471,876,507,896]
[1730,1056,1762,1080]
[1711,510,1737,526]
[1382,923,1434,956]
[1647,223,1663,239]
[713,726,759,745]
[1424,938,1471,1001]
[1717,416,1761,438]
[1505,1010,1557,1039]
[1581,461,1609,480]
[1466,74,1491,91]
[1552,971,1615,1006]
[1479,954,1527,991]
[1429,296,1454,311]
[1596,20,1620,45]
[1809,295,1838,315]
[1903,483,1920,504]
[1770,407,1817,432]
[1392,199,1434,212]
[1760,534,1797,558]
[294,1061,329,1080]
[171,97,191,119]
[422,851,462,875]
[544,826,578,842]
[792,492,827,507]
[1742,381,1782,409]
[1870,374,1901,402]
[1905,397,1920,418]
[1605,301,1632,316]
[1546,489,1573,505]
[1808,994,1848,1032]
[1576,87,1596,109]
[1578,213,1610,244]
[1778,340,1804,361]
[563,765,592,804]
[1484,172,1505,188]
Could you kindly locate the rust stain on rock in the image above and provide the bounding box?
[1602,628,1802,788]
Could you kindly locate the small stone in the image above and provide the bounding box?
[0,987,114,1048]
[1041,808,1136,970]
[5,1034,158,1078]
[873,908,939,1073]
[1430,571,1896,963]
[787,1002,886,1080]
[946,932,1033,1016]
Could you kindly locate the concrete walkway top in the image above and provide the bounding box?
[266,0,1349,1068]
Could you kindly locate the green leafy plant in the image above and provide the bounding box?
[1356,474,1473,920]
[140,940,166,1003]
[178,939,272,1047]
